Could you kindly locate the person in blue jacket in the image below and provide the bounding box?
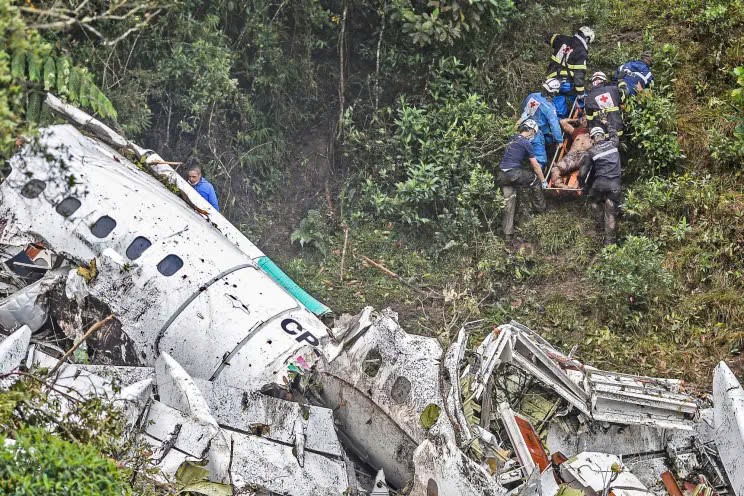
[614,52,654,97]
[518,78,564,169]
[187,165,220,211]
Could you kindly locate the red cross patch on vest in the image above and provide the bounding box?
[595,92,615,109]
[556,44,573,61]
[526,97,540,116]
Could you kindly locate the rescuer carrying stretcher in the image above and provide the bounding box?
[495,23,655,245]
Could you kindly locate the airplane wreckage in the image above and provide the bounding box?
[0,94,743,496]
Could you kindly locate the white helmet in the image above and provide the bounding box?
[520,119,539,133]
[591,71,608,82]
[590,126,606,138]
[579,26,595,44]
[542,77,561,94]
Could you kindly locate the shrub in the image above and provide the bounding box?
[708,67,744,169]
[588,235,673,312]
[0,427,130,496]
[345,57,508,245]
[624,88,684,178]
[291,209,332,258]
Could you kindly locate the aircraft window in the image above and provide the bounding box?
[90,215,117,238]
[391,376,411,404]
[0,161,11,185]
[21,179,46,198]
[126,236,152,260]
[362,348,382,377]
[55,197,81,217]
[157,254,183,276]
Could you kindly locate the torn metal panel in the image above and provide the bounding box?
[370,469,391,496]
[76,364,155,386]
[0,270,64,332]
[510,340,590,416]
[547,419,695,459]
[443,327,474,444]
[712,361,744,496]
[473,326,514,401]
[227,430,350,496]
[192,377,342,458]
[330,305,374,342]
[0,325,31,379]
[517,467,560,496]
[498,402,538,477]
[586,368,699,431]
[559,452,651,496]
[317,309,450,488]
[409,439,506,496]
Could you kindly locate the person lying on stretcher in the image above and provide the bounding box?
[550,115,593,189]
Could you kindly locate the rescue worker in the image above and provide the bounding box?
[187,165,220,211]
[546,26,595,117]
[584,71,627,135]
[579,125,621,245]
[496,119,547,242]
[614,52,654,96]
[518,78,563,169]
[550,115,592,189]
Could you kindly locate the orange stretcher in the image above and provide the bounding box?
[544,104,582,196]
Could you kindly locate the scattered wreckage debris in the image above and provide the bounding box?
[0,99,742,495]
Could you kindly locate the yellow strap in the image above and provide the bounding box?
[567,63,586,70]
[550,34,558,45]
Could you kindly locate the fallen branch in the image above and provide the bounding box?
[50,315,114,375]
[361,256,443,299]
[148,160,183,166]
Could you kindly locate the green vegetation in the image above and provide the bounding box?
[0,427,129,496]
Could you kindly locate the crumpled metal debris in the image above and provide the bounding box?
[0,270,64,332]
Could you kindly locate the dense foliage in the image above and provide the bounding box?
[0,427,129,496]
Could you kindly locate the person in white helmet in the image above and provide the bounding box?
[518,78,564,169]
[580,125,622,244]
[546,26,595,97]
[496,119,547,242]
[585,71,627,135]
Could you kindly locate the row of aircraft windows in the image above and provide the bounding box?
[21,179,184,277]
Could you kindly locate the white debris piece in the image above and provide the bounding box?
[712,361,744,496]
[587,368,699,430]
[0,271,64,332]
[560,452,650,496]
[370,469,391,496]
[499,402,537,477]
[0,325,31,376]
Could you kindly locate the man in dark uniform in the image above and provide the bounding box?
[585,71,627,135]
[546,26,595,117]
[580,126,622,245]
[497,119,547,242]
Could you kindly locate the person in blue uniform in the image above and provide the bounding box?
[187,165,220,211]
[518,78,564,169]
[496,119,547,242]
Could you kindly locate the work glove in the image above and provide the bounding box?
[542,180,548,189]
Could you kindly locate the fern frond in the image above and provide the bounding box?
[68,67,81,101]
[28,54,42,82]
[11,51,26,81]
[56,57,70,96]
[43,56,56,91]
[27,92,43,123]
